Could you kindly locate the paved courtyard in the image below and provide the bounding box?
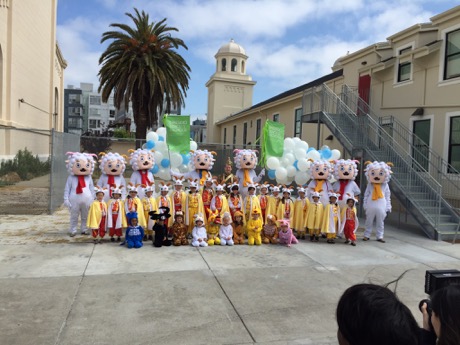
[1,208,459,345]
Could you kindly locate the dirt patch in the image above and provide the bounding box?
[0,186,49,214]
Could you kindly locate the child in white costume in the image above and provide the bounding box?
[191,215,208,247]
[322,192,341,244]
[107,186,127,242]
[363,161,392,243]
[219,212,234,246]
[63,152,97,237]
[97,152,127,202]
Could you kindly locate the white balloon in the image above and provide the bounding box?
[280,158,290,167]
[146,131,159,142]
[284,138,295,151]
[155,141,167,153]
[190,141,198,151]
[294,148,307,159]
[297,158,309,172]
[283,153,295,165]
[266,156,280,170]
[156,127,167,137]
[158,168,171,180]
[306,150,321,161]
[141,143,146,149]
[277,176,289,185]
[170,152,183,168]
[154,151,164,163]
[295,171,309,185]
[275,167,288,180]
[287,165,297,177]
[321,145,330,151]
[299,141,309,151]
[292,137,301,143]
[331,149,341,160]
[179,164,189,173]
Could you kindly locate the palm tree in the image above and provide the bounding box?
[98,8,191,144]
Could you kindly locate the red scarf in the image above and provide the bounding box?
[140,170,151,185]
[76,175,86,194]
[338,180,347,200]
[107,175,115,196]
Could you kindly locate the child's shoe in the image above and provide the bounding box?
[111,237,115,242]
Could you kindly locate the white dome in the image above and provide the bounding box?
[217,39,246,56]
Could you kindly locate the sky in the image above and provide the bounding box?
[57,0,460,120]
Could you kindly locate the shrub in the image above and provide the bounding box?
[113,128,134,139]
[0,148,51,180]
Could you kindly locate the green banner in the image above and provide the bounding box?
[164,115,191,154]
[261,120,285,166]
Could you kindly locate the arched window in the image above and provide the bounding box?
[231,58,237,72]
[241,60,245,74]
[221,58,227,71]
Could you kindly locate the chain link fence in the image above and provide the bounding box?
[0,127,80,215]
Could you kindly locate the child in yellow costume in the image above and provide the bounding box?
[107,186,127,242]
[125,183,146,228]
[276,186,294,224]
[322,192,341,244]
[157,183,174,229]
[247,208,263,246]
[243,184,261,224]
[142,184,158,240]
[306,192,323,242]
[185,179,205,236]
[266,185,281,219]
[87,186,108,244]
[292,187,310,239]
[206,209,221,245]
[210,183,230,217]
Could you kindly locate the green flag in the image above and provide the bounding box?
[261,120,285,167]
[164,115,191,154]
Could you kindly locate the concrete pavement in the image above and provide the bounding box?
[1,208,459,345]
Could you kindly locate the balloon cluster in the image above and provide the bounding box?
[144,128,198,180]
[265,138,341,185]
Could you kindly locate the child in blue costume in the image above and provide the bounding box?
[125,212,144,249]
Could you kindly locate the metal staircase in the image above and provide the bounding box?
[302,84,460,241]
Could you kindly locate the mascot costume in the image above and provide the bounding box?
[171,149,216,187]
[233,149,265,198]
[63,152,97,236]
[307,159,334,206]
[97,152,127,202]
[363,161,393,242]
[332,159,361,208]
[128,148,155,199]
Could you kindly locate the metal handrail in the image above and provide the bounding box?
[341,84,460,203]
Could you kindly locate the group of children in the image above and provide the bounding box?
[85,177,359,248]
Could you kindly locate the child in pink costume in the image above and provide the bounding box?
[277,219,298,247]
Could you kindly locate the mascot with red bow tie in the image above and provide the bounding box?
[97,152,127,202]
[63,152,97,237]
[128,148,155,199]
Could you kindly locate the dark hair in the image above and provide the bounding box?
[431,284,460,345]
[336,284,420,345]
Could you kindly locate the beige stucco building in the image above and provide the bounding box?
[0,0,66,159]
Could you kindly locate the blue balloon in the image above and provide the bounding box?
[161,158,170,168]
[307,147,315,153]
[158,135,165,142]
[150,164,159,174]
[322,148,332,159]
[293,160,299,170]
[268,169,276,179]
[181,153,190,165]
[146,140,155,149]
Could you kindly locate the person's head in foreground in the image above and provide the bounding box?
[336,283,420,345]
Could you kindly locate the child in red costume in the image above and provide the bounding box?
[340,196,359,246]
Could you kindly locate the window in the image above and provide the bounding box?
[89,119,101,129]
[255,119,261,144]
[231,58,237,72]
[448,116,460,173]
[233,125,237,145]
[243,122,248,145]
[109,110,115,117]
[294,108,302,137]
[68,107,81,116]
[242,60,245,74]
[223,127,227,144]
[90,108,100,116]
[68,117,82,128]
[397,47,411,82]
[445,29,460,80]
[89,95,101,105]
[273,114,279,122]
[222,58,227,71]
[69,94,81,104]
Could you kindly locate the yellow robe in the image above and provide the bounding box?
[292,197,310,231]
[266,195,280,219]
[210,194,230,217]
[246,217,263,245]
[156,195,174,227]
[143,196,159,232]
[185,192,206,233]
[172,190,187,214]
[306,201,323,231]
[125,197,147,228]
[276,198,294,224]
[321,203,341,234]
[87,200,107,229]
[243,195,261,223]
